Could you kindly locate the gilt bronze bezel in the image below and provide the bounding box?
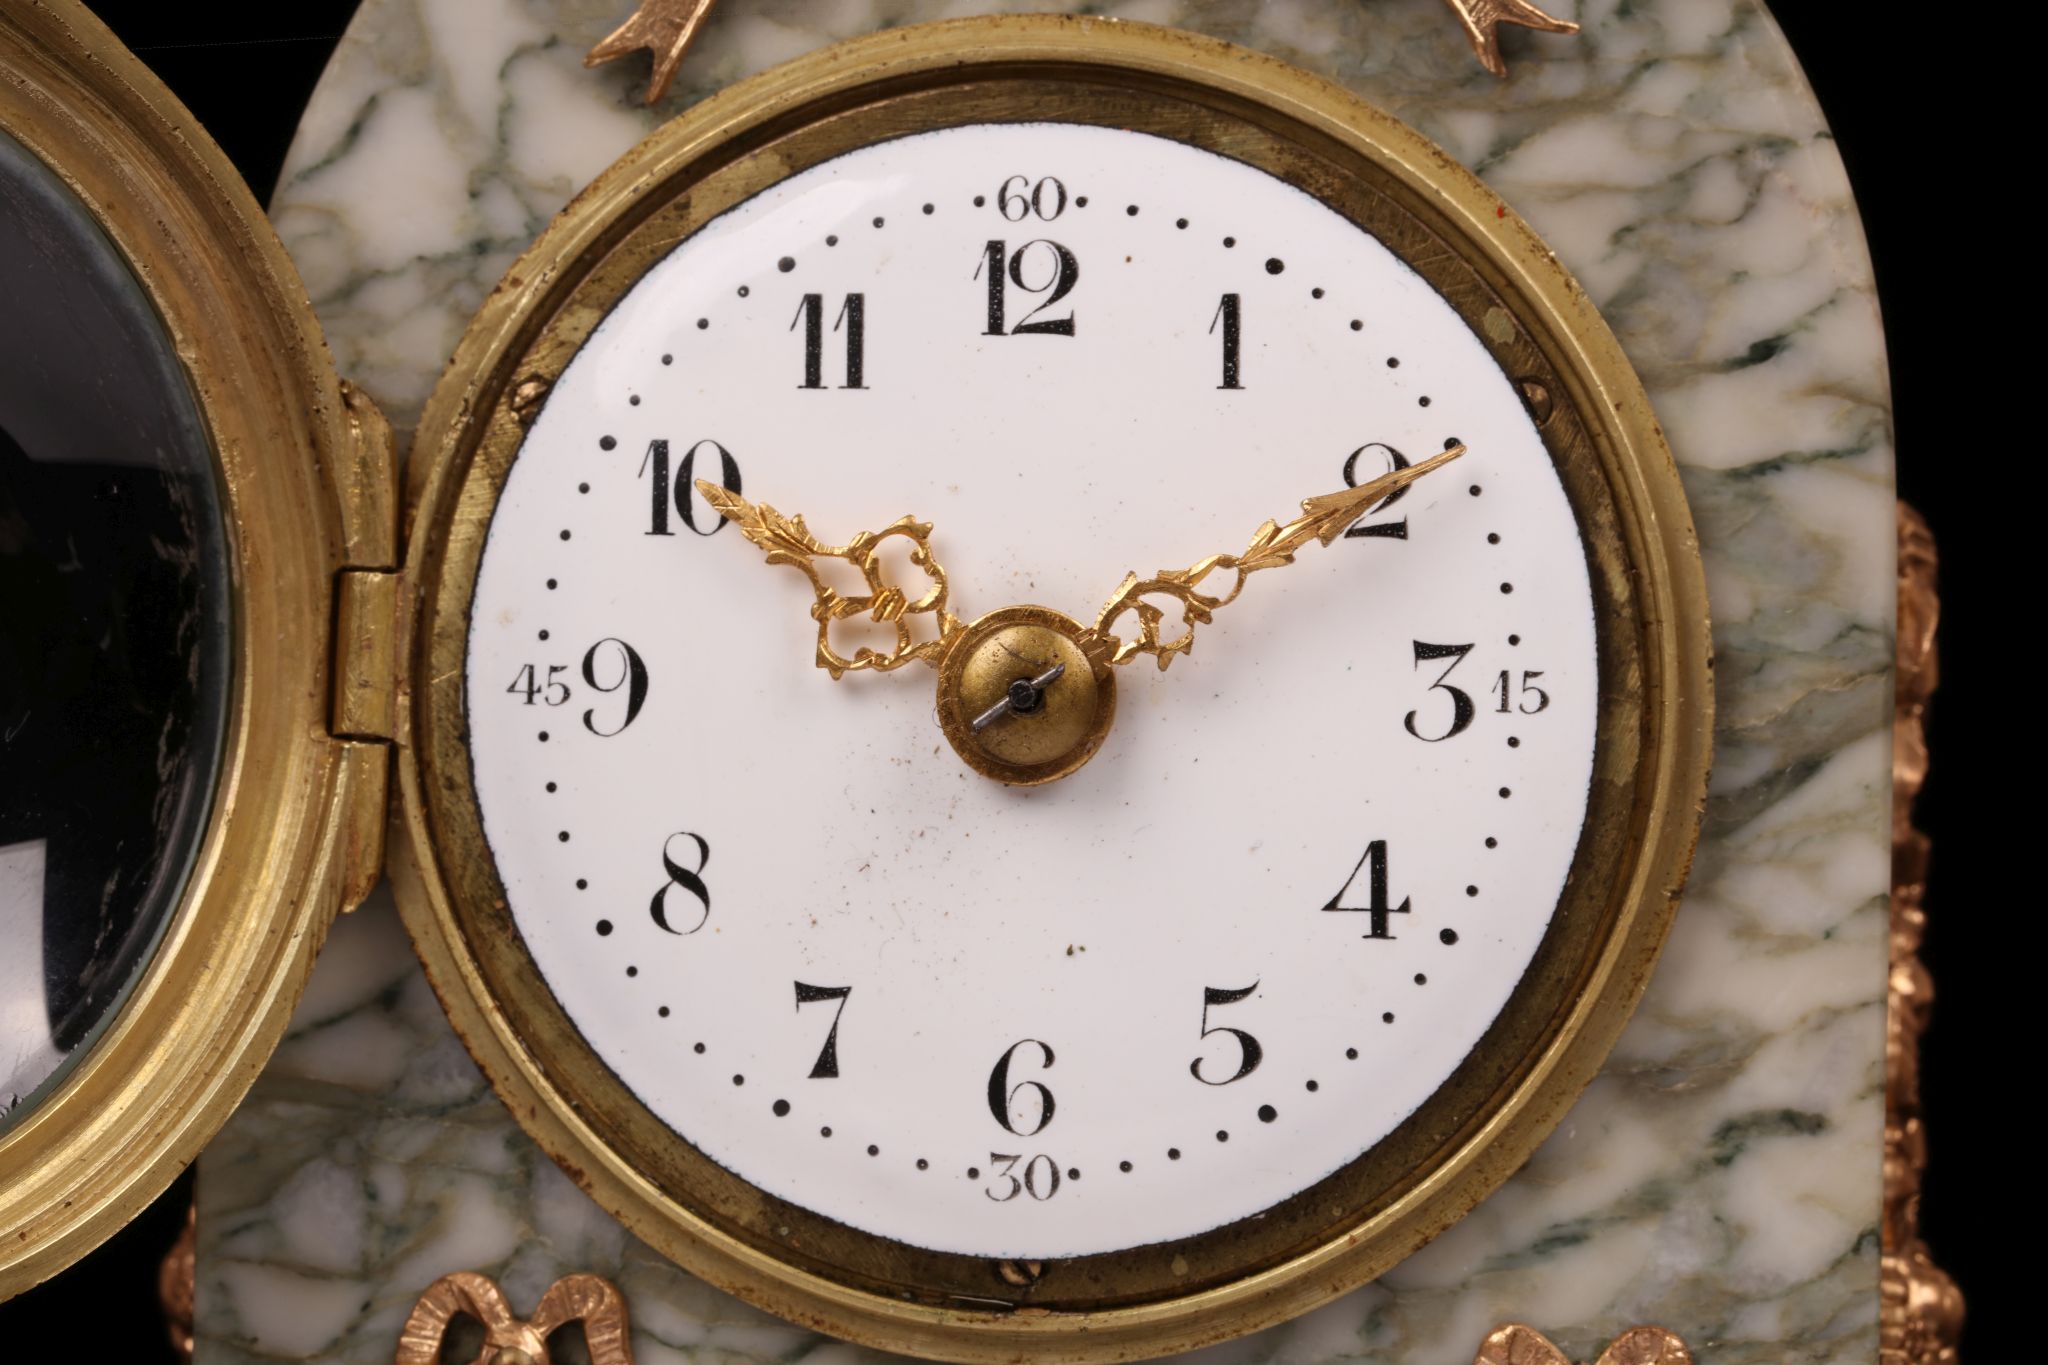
[0,0,389,1298]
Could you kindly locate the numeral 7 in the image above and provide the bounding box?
[794,982,852,1078]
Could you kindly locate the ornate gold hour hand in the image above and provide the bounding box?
[1077,444,1466,671]
[696,482,965,679]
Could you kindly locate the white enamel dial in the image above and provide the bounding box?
[466,123,1597,1259]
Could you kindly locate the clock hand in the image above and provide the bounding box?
[968,662,1067,733]
[695,481,965,679]
[1078,443,1466,671]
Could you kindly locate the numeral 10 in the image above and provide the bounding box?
[640,439,740,537]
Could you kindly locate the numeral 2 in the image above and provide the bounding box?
[1342,443,1413,540]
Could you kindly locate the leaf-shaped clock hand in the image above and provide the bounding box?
[696,481,966,679]
[1078,444,1466,671]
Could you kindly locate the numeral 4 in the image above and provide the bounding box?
[1324,840,1410,940]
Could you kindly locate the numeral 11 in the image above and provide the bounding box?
[792,293,867,389]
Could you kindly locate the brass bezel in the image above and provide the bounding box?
[0,0,387,1296]
[395,17,1713,1361]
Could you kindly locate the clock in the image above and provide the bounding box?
[397,19,1709,1357]
[1,4,1722,1359]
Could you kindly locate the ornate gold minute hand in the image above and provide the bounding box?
[1076,444,1467,671]
[695,482,966,679]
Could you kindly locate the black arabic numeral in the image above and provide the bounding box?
[835,294,866,389]
[984,1152,1061,1202]
[1190,982,1263,1085]
[996,175,1067,221]
[649,831,710,935]
[987,1038,1056,1136]
[1023,1153,1060,1199]
[793,293,823,389]
[979,240,1006,335]
[794,983,852,1079]
[506,664,570,706]
[640,439,741,536]
[1404,640,1476,741]
[976,240,1078,337]
[1323,839,1411,940]
[792,294,866,389]
[580,638,647,736]
[1342,443,1413,540]
[1211,293,1242,389]
[1494,669,1551,714]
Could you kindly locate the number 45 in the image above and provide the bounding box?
[506,664,569,706]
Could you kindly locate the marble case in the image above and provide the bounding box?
[193,1,1894,1361]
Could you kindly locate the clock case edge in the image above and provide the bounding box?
[0,0,396,1298]
[388,15,1715,1363]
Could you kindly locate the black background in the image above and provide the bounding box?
[2,2,2006,1357]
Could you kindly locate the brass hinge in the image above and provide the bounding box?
[331,568,399,742]
[328,381,401,912]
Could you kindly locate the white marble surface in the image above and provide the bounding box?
[195,1,1894,1361]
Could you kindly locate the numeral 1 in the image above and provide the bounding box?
[1211,293,1242,388]
[792,293,866,389]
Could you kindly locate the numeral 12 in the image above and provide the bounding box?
[978,239,1079,336]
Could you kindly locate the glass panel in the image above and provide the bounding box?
[0,128,229,1130]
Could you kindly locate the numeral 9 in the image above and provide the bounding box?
[580,638,648,736]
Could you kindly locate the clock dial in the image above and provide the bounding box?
[464,123,1597,1258]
